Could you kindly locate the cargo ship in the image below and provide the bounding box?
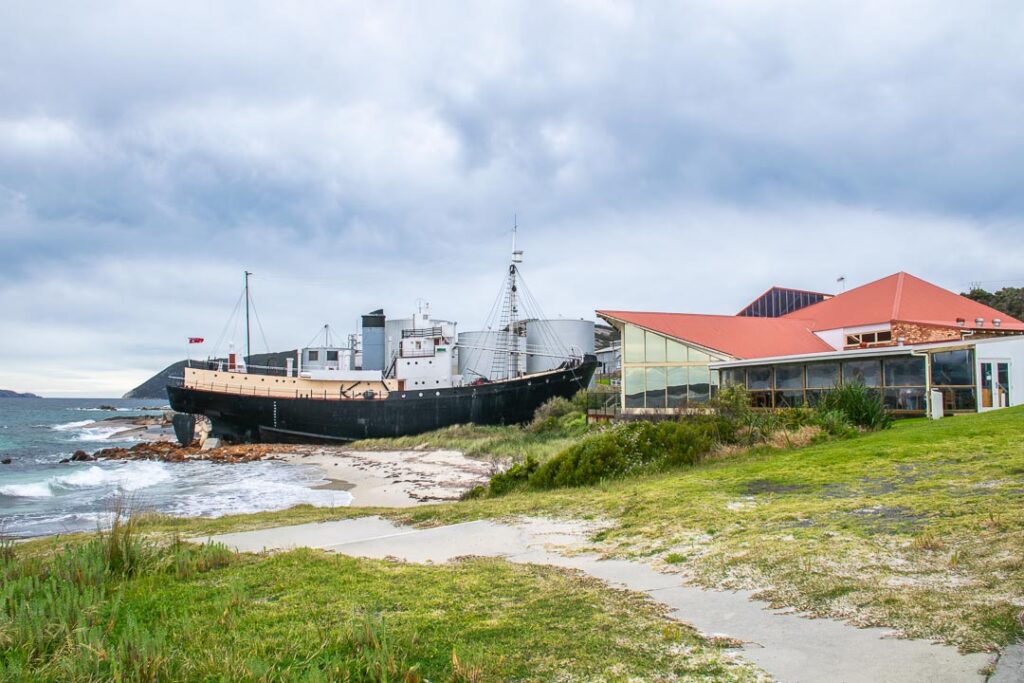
[166,234,598,443]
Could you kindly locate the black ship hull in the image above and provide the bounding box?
[166,360,598,443]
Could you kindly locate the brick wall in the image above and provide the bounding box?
[891,321,961,345]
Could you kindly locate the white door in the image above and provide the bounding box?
[979,361,1011,411]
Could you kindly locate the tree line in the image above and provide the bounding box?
[962,286,1024,321]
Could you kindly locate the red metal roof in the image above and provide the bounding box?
[599,272,1024,360]
[782,272,1024,331]
[596,311,834,359]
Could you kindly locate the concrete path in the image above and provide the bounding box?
[205,517,997,683]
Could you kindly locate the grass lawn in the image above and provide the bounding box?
[138,407,1024,652]
[11,405,1020,679]
[1,532,759,681]
[383,407,1023,652]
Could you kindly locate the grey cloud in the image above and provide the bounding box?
[1,1,1023,394]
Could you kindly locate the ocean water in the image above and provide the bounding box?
[0,398,351,537]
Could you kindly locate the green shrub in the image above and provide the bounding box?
[777,407,815,430]
[488,456,540,496]
[526,418,727,492]
[814,409,858,438]
[711,385,753,422]
[528,396,590,435]
[816,383,892,431]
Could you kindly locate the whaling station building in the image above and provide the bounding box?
[598,272,1024,417]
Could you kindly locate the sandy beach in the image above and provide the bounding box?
[88,414,499,508]
[275,447,500,507]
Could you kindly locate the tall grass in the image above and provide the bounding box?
[815,383,892,431]
[0,502,235,681]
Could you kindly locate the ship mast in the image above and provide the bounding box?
[244,270,252,366]
[491,218,524,381]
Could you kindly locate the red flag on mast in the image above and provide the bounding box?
[188,337,204,344]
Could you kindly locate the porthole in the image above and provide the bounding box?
[435,391,440,396]
[418,392,423,397]
[401,394,406,398]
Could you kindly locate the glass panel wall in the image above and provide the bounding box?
[688,347,711,362]
[842,359,881,387]
[746,367,773,407]
[624,325,645,363]
[883,356,926,386]
[619,325,725,411]
[689,366,712,404]
[645,367,667,409]
[930,349,976,413]
[880,357,926,411]
[645,332,666,363]
[667,367,687,407]
[806,363,839,389]
[722,368,745,388]
[720,352,950,413]
[774,365,804,407]
[667,340,687,362]
[624,367,645,409]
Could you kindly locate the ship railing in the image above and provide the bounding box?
[181,378,387,401]
[399,348,436,359]
[185,359,293,377]
[401,326,443,339]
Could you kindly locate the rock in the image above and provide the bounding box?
[201,437,221,451]
[59,458,70,463]
[98,404,118,411]
[71,450,95,462]
[172,413,197,446]
[0,458,11,465]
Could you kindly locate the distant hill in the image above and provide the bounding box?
[123,350,299,399]
[0,389,40,398]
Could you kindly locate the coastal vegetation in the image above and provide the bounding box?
[1,511,756,681]
[401,405,1024,652]
[7,391,1022,678]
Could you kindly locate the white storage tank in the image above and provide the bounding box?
[457,330,525,380]
[525,318,595,373]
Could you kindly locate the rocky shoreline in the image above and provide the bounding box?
[90,440,283,464]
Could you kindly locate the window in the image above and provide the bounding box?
[845,330,893,347]
[666,339,687,362]
[883,356,926,387]
[747,366,773,407]
[667,367,687,407]
[326,350,339,362]
[806,363,839,389]
[930,350,974,386]
[688,347,711,362]
[722,368,746,388]
[645,332,666,363]
[645,367,666,408]
[625,368,645,409]
[746,367,772,390]
[689,365,712,404]
[624,325,645,363]
[773,365,803,407]
[774,365,803,389]
[883,388,926,411]
[307,350,319,362]
[842,360,880,387]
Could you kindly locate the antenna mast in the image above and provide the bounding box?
[244,271,252,365]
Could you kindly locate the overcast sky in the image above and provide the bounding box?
[2,1,1023,396]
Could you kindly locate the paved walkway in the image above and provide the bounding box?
[204,517,998,683]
